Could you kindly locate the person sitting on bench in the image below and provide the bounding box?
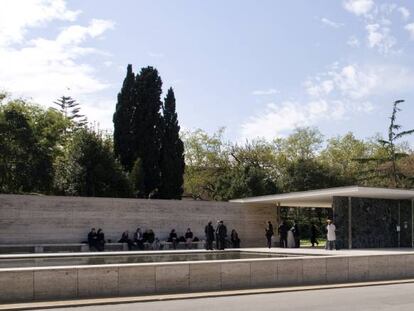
[118,231,134,250]
[168,229,178,249]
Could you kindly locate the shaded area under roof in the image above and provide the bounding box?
[230,186,414,208]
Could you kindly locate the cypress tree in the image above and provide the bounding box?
[159,88,185,199]
[113,64,136,171]
[133,66,163,198]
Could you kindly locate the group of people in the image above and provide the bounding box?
[167,228,200,249]
[87,228,105,251]
[264,218,337,250]
[119,228,156,250]
[205,220,240,250]
[88,219,337,252]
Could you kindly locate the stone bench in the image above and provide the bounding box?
[161,241,205,250]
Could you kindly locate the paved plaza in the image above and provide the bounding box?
[35,282,414,311]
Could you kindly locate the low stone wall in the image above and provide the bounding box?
[1,253,414,303]
[0,194,275,247]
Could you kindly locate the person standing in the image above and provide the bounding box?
[216,220,227,250]
[87,228,98,251]
[205,221,215,250]
[230,229,240,248]
[265,221,274,248]
[185,228,194,249]
[291,221,300,248]
[96,228,105,251]
[326,219,336,250]
[310,224,319,247]
[278,221,288,248]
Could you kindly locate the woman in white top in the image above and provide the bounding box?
[325,219,336,250]
[287,227,296,248]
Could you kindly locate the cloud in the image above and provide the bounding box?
[0,0,80,46]
[148,51,165,58]
[342,1,408,55]
[251,88,279,96]
[320,17,344,28]
[240,63,414,141]
[405,23,414,40]
[343,0,374,16]
[240,100,346,141]
[0,0,115,126]
[365,23,396,54]
[398,7,410,21]
[347,35,360,47]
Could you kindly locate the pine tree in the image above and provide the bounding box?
[159,88,185,199]
[113,64,136,171]
[53,96,87,128]
[133,66,163,198]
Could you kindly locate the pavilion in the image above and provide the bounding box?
[231,186,414,249]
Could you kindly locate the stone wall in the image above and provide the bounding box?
[0,195,275,247]
[333,197,412,249]
[2,253,414,303]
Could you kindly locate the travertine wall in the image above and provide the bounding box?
[2,253,414,303]
[0,195,275,247]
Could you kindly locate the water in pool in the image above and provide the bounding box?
[0,251,298,268]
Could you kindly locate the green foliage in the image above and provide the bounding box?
[283,158,345,192]
[274,127,323,161]
[0,103,53,193]
[182,128,230,199]
[320,132,367,184]
[130,158,145,198]
[159,88,185,199]
[213,165,277,200]
[355,100,414,187]
[54,128,131,197]
[113,64,136,171]
[133,66,164,198]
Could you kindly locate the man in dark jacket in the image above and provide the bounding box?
[278,221,288,248]
[205,221,215,250]
[265,221,274,248]
[292,221,301,248]
[87,228,98,251]
[216,220,227,250]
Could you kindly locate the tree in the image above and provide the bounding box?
[213,165,277,200]
[53,96,87,128]
[182,128,231,199]
[159,88,185,199]
[274,127,323,161]
[379,100,414,187]
[54,128,132,197]
[319,133,367,185]
[0,104,53,193]
[130,158,145,198]
[113,64,136,171]
[133,66,163,198]
[283,158,344,192]
[355,100,414,188]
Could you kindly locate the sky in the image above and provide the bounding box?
[0,0,414,143]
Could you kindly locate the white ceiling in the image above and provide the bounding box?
[230,186,414,208]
